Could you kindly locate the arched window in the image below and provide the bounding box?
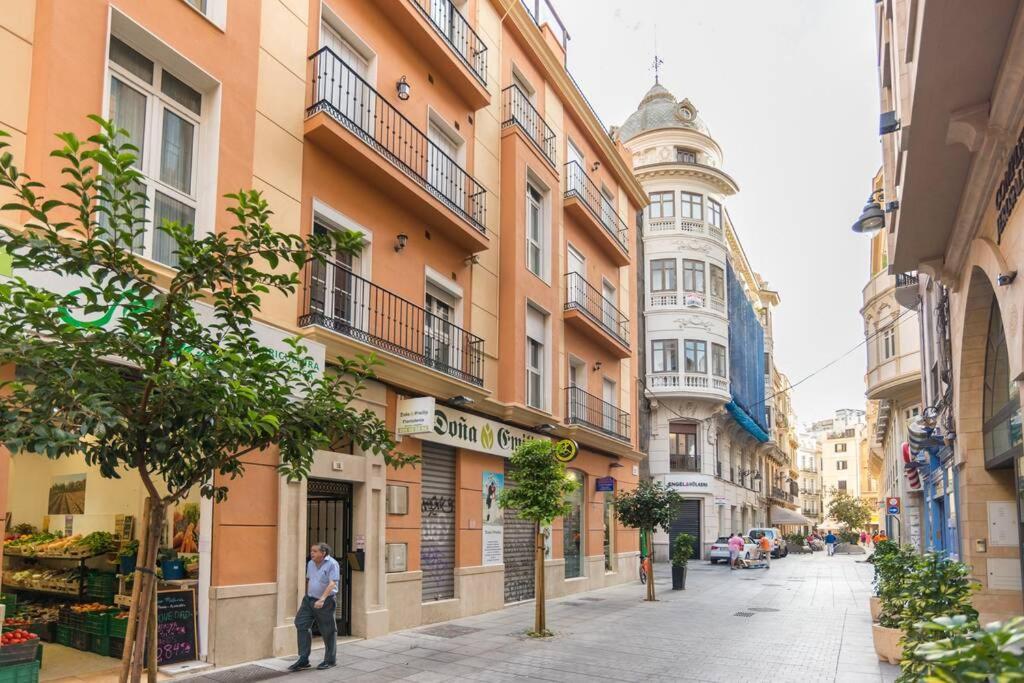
[983,300,1022,467]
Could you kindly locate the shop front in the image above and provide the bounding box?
[656,473,713,561]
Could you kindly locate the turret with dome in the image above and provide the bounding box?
[616,82,711,142]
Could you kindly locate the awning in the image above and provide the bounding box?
[770,506,813,526]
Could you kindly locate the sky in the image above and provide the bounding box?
[552,0,881,426]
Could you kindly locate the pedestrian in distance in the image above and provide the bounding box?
[728,533,744,570]
[289,542,340,672]
[758,534,773,569]
[825,531,837,556]
[860,531,868,546]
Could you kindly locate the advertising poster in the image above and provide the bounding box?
[48,473,87,515]
[482,472,504,565]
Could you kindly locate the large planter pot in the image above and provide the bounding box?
[872,623,904,665]
[671,565,687,590]
[869,596,881,622]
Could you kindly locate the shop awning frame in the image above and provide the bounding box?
[770,505,813,526]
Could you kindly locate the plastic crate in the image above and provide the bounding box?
[109,636,125,660]
[81,612,111,637]
[0,595,15,615]
[0,660,39,683]
[108,614,129,638]
[55,625,73,648]
[85,572,116,591]
[0,641,38,666]
[90,635,110,657]
[57,610,85,631]
[69,629,90,652]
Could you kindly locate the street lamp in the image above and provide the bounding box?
[851,191,885,234]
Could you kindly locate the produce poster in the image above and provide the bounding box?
[482,472,503,566]
[47,474,86,515]
[170,502,200,555]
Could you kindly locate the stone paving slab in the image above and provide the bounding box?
[190,552,899,682]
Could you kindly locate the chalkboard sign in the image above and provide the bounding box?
[156,589,198,664]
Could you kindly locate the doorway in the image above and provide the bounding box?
[669,499,702,561]
[306,478,353,636]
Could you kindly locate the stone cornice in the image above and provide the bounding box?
[491,0,647,208]
[634,162,739,195]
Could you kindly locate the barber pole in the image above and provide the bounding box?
[902,442,921,490]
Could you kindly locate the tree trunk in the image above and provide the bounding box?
[120,497,165,683]
[534,524,545,635]
[645,529,656,602]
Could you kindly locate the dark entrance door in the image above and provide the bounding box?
[306,478,353,636]
[503,458,535,603]
[669,499,702,561]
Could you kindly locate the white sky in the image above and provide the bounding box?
[552,0,881,425]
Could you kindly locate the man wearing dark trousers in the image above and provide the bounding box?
[289,542,340,671]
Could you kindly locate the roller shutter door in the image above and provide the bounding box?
[669,499,702,561]
[503,458,535,603]
[421,444,456,601]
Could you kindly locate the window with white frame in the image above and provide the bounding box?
[710,264,725,301]
[526,183,545,278]
[675,148,697,163]
[712,343,727,377]
[881,325,896,360]
[680,192,703,221]
[648,191,674,220]
[650,258,676,292]
[651,339,678,373]
[707,198,722,227]
[526,306,547,409]
[106,36,202,269]
[682,260,705,293]
[684,340,707,374]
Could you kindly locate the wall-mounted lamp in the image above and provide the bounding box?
[851,189,885,234]
[394,233,408,252]
[396,76,411,101]
[535,423,557,434]
[591,161,601,172]
[592,361,603,372]
[448,395,473,407]
[997,271,1017,286]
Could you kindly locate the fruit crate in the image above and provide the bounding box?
[85,573,117,604]
[55,625,73,648]
[68,629,90,652]
[2,625,52,644]
[90,635,110,657]
[0,595,14,615]
[0,641,38,666]
[0,660,39,683]
[108,614,129,638]
[82,612,112,637]
[110,636,125,660]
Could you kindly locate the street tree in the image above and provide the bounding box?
[826,488,874,535]
[614,480,681,601]
[498,439,577,636]
[0,120,414,681]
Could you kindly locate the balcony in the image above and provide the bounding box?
[647,290,726,316]
[646,372,730,399]
[769,486,797,506]
[565,385,630,442]
[894,271,920,309]
[306,48,489,252]
[501,84,556,167]
[669,454,701,473]
[644,215,724,243]
[299,258,484,388]
[563,272,630,357]
[564,161,630,266]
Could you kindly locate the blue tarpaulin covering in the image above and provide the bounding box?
[725,401,769,443]
[727,261,768,436]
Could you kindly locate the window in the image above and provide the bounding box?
[837,480,848,491]
[765,406,772,429]
[648,191,674,220]
[680,192,703,220]
[835,443,847,453]
[526,184,544,277]
[650,259,676,292]
[651,340,678,373]
[881,325,896,360]
[836,460,848,470]
[425,284,457,371]
[683,340,707,374]
[676,148,697,163]
[710,265,725,300]
[669,423,699,472]
[707,198,722,228]
[107,36,203,268]
[526,306,547,409]
[712,343,727,378]
[682,260,705,293]
[983,300,1023,466]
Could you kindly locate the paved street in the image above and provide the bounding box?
[190,552,898,683]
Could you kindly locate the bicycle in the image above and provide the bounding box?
[639,553,650,584]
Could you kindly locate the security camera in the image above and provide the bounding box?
[997,271,1017,286]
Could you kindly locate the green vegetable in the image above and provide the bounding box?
[77,531,116,554]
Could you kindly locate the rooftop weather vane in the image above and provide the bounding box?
[651,39,664,84]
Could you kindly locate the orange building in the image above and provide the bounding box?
[0,0,646,672]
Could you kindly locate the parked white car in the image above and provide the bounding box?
[746,527,788,558]
[709,536,757,564]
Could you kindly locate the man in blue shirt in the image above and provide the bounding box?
[289,542,340,671]
[825,531,837,556]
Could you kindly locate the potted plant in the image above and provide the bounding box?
[869,540,900,621]
[872,544,917,663]
[894,553,978,682]
[118,540,140,575]
[905,615,1024,680]
[671,533,695,590]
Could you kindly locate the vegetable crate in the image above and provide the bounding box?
[0,596,14,614]
[110,636,125,660]
[85,573,117,604]
[0,660,39,683]
[90,635,110,657]
[0,641,38,666]
[108,614,129,638]
[56,626,90,652]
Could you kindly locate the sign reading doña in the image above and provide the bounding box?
[396,396,436,435]
[428,406,544,458]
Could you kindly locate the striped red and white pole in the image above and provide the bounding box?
[902,442,921,490]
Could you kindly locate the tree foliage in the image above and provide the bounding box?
[614,480,680,535]
[908,616,1024,682]
[498,439,577,524]
[826,488,874,532]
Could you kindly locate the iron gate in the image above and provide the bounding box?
[306,478,353,636]
[421,444,456,601]
[503,458,535,603]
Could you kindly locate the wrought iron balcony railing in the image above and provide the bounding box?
[895,271,919,288]
[299,257,484,386]
[409,0,488,85]
[501,84,556,166]
[564,272,629,346]
[308,47,488,234]
[565,385,630,442]
[564,161,629,254]
[670,454,701,473]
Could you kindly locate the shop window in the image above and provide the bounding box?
[603,492,615,572]
[563,470,584,578]
[669,422,699,472]
[648,191,674,220]
[650,258,676,292]
[983,300,1023,467]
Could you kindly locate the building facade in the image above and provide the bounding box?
[797,434,824,529]
[616,83,799,560]
[870,0,1023,621]
[0,0,648,673]
[808,410,867,527]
